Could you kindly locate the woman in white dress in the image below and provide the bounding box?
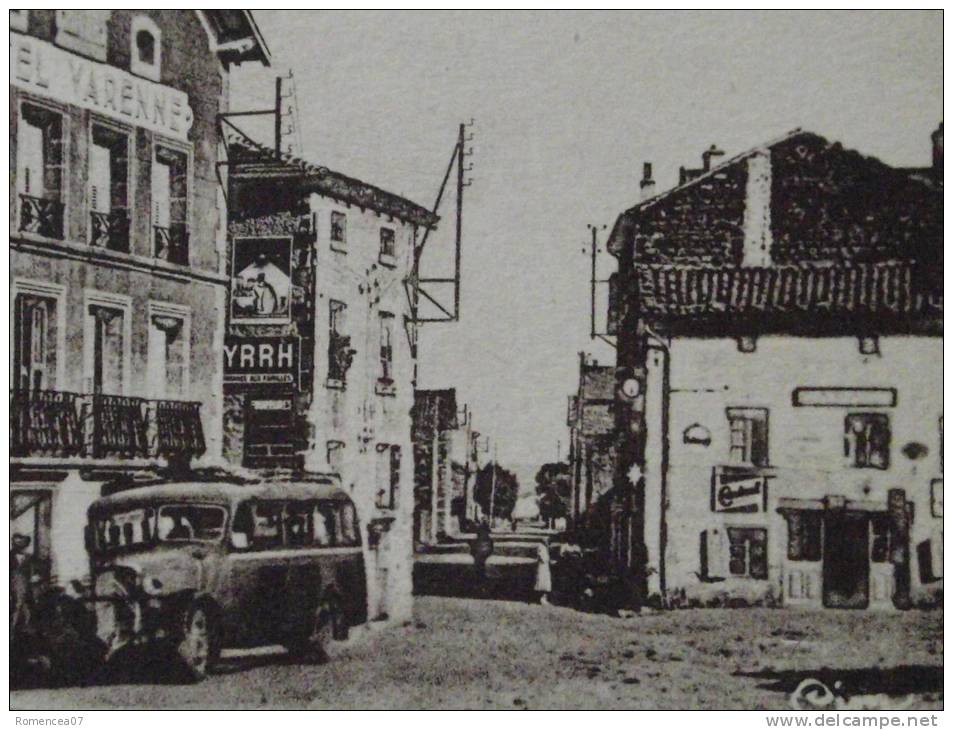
[534,542,552,605]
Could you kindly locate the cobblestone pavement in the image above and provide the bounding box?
[12,596,942,710]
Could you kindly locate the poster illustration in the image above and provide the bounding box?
[230,237,293,324]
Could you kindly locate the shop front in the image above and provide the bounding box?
[778,491,910,609]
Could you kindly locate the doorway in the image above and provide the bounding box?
[823,512,870,608]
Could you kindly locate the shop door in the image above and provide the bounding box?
[823,512,870,608]
[243,393,297,468]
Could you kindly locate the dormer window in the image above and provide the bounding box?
[131,16,161,82]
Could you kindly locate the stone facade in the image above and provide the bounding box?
[10,11,267,585]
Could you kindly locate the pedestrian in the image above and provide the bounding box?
[534,541,552,605]
[470,522,494,582]
[10,533,35,636]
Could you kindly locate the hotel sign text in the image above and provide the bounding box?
[11,34,193,141]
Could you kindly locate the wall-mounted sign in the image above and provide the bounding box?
[231,237,293,325]
[11,34,193,141]
[792,387,897,408]
[224,336,299,388]
[711,466,768,513]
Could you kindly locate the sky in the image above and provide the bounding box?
[231,10,942,490]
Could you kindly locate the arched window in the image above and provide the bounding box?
[130,16,161,81]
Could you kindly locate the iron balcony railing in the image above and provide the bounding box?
[90,211,131,252]
[10,389,206,461]
[10,389,84,457]
[154,400,206,457]
[154,223,189,265]
[19,194,65,239]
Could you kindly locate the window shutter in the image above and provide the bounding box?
[89,143,111,214]
[110,138,128,215]
[931,534,943,579]
[43,116,63,200]
[701,527,727,579]
[152,158,171,227]
[165,324,185,397]
[19,119,44,196]
[169,151,188,225]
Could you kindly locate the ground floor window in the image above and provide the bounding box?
[727,527,768,579]
[785,510,822,561]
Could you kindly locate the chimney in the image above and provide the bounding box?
[702,144,725,171]
[932,122,943,179]
[639,162,655,201]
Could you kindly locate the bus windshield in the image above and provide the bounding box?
[93,503,227,552]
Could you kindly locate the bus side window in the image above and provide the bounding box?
[235,501,283,550]
[285,501,313,547]
[339,502,359,547]
[314,502,337,547]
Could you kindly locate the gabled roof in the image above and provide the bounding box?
[607,129,940,258]
[226,127,439,229]
[608,129,942,330]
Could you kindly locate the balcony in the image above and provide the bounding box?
[154,223,189,266]
[10,389,206,462]
[90,211,131,252]
[19,194,64,239]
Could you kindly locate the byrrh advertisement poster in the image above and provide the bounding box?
[230,237,293,325]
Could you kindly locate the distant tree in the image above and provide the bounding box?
[473,462,519,520]
[535,462,573,528]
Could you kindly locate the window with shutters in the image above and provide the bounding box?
[55,10,108,61]
[130,16,161,82]
[17,103,65,239]
[13,294,58,391]
[153,145,189,265]
[89,124,130,252]
[727,527,768,579]
[845,413,890,470]
[726,407,769,467]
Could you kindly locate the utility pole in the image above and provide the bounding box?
[429,395,440,543]
[455,123,464,318]
[590,224,598,339]
[274,76,282,160]
[556,439,561,463]
[488,440,498,527]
